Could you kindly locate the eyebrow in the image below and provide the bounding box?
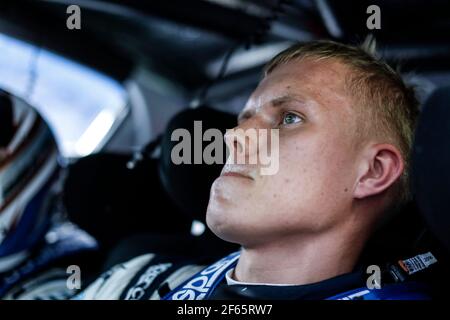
[237,94,307,122]
[271,95,305,107]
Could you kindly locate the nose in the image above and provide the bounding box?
[224,117,264,164]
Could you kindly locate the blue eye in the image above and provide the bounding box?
[282,112,302,125]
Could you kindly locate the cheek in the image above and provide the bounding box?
[274,136,355,204]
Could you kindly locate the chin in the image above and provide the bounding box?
[206,206,242,244]
[205,205,227,237]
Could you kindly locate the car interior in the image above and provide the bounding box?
[0,0,449,300]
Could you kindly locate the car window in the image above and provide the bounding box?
[0,33,128,158]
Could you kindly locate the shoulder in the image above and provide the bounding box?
[75,254,156,300]
[3,268,76,300]
[75,254,204,300]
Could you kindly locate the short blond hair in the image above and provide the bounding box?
[264,40,420,203]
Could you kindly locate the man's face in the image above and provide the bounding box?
[206,58,364,246]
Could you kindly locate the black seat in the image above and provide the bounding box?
[411,86,450,298]
[413,86,450,254]
[63,152,193,252]
[63,105,240,264]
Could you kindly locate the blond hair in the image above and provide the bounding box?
[264,40,420,203]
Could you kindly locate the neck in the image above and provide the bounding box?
[233,224,368,285]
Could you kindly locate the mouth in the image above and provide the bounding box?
[220,169,254,180]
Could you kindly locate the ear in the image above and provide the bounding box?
[353,144,404,199]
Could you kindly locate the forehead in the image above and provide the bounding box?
[243,58,353,112]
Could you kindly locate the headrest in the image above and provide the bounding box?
[412,86,450,253]
[158,106,237,221]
